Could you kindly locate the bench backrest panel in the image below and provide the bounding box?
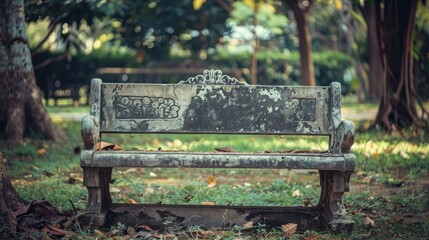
[97,82,333,135]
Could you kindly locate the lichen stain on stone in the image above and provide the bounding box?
[259,88,281,102]
[188,109,196,118]
[196,86,210,101]
[218,89,226,99]
[222,85,234,93]
[207,109,219,123]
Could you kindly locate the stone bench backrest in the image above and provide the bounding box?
[89,74,342,136]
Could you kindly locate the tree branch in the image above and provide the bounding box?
[33,54,66,70]
[216,0,232,12]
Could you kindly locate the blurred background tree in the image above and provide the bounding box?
[282,0,316,86]
[1,0,427,135]
[110,0,230,61]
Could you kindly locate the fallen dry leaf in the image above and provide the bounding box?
[292,189,302,197]
[281,223,298,237]
[215,147,237,152]
[188,229,216,239]
[95,141,123,151]
[127,226,137,236]
[41,225,76,237]
[242,221,254,229]
[127,198,138,204]
[362,216,375,227]
[207,175,216,188]
[14,200,61,221]
[304,235,321,240]
[396,212,429,225]
[154,233,177,239]
[106,229,121,238]
[93,229,105,236]
[136,224,155,232]
[37,148,47,155]
[202,202,215,205]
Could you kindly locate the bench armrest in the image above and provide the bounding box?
[81,115,100,150]
[330,120,355,154]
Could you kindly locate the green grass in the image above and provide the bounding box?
[342,101,378,110]
[2,120,429,239]
[16,176,87,211]
[46,105,89,114]
[112,173,320,206]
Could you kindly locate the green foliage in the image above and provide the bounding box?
[211,49,353,93]
[109,0,230,60]
[228,1,288,36]
[24,0,125,54]
[34,48,354,96]
[33,49,135,96]
[309,2,343,52]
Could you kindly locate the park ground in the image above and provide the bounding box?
[2,103,428,239]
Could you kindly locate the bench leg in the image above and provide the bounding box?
[79,167,112,227]
[318,170,354,234]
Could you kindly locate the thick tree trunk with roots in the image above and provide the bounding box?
[0,0,65,144]
[283,0,316,86]
[374,0,419,130]
[0,152,26,237]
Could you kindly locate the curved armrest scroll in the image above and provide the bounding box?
[330,120,355,154]
[81,115,100,150]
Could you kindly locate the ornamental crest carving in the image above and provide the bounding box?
[114,96,180,119]
[179,69,245,85]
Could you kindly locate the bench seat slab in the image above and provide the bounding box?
[81,150,354,171]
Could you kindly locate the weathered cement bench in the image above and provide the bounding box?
[80,69,355,233]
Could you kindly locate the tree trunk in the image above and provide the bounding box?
[284,0,316,86]
[250,2,260,85]
[0,0,65,144]
[360,1,383,101]
[0,152,26,237]
[374,0,419,130]
[340,0,369,102]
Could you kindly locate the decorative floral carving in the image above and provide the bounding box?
[114,96,180,119]
[179,69,245,85]
[285,98,316,121]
